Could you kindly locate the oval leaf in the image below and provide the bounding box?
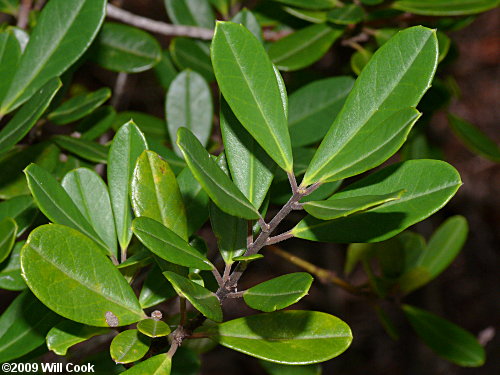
[137,319,171,338]
[273,0,337,10]
[232,9,263,42]
[392,0,500,16]
[110,329,151,364]
[0,29,21,104]
[177,167,210,235]
[47,320,108,356]
[170,38,214,81]
[0,217,17,263]
[120,353,171,375]
[0,241,27,291]
[165,0,215,28]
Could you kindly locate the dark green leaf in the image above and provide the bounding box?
[233,254,264,262]
[77,106,116,141]
[0,195,37,236]
[273,0,337,10]
[350,48,372,75]
[139,264,176,309]
[0,0,18,16]
[170,39,214,82]
[327,4,364,25]
[113,111,168,140]
[0,217,17,263]
[110,329,150,364]
[155,50,178,90]
[232,9,263,42]
[46,320,108,356]
[0,29,21,108]
[260,360,321,375]
[437,31,451,63]
[282,6,327,23]
[137,319,171,338]
[164,0,215,28]
[392,0,499,16]
[0,241,26,290]
[120,353,171,375]
[54,136,108,164]
[177,167,209,235]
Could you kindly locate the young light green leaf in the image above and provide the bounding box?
[303,190,405,220]
[0,217,17,263]
[166,70,213,156]
[327,4,364,25]
[0,78,61,158]
[0,0,106,114]
[139,264,177,309]
[120,353,171,375]
[132,217,213,270]
[0,241,26,291]
[170,39,214,82]
[302,26,438,185]
[205,310,352,364]
[131,150,188,239]
[177,167,210,235]
[0,195,37,236]
[53,136,109,164]
[243,273,313,312]
[48,87,111,125]
[392,0,500,16]
[350,48,372,75]
[403,305,485,367]
[108,121,148,252]
[163,271,223,322]
[294,160,462,243]
[0,30,21,107]
[273,0,337,10]
[269,23,342,72]
[260,360,322,375]
[164,0,215,28]
[176,127,260,220]
[92,23,161,73]
[137,319,171,338]
[110,329,151,364]
[155,50,178,90]
[21,224,146,326]
[46,320,108,356]
[212,21,293,172]
[232,9,263,42]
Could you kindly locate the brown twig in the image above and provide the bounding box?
[17,0,32,29]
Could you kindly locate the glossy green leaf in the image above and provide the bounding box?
[0,78,61,157]
[283,7,327,23]
[393,0,499,16]
[302,26,438,185]
[155,50,178,90]
[92,22,162,73]
[0,217,17,263]
[137,319,171,338]
[139,267,176,309]
[294,160,462,243]
[288,77,354,147]
[303,190,404,220]
[0,290,62,363]
[110,329,151,364]
[147,140,186,176]
[132,217,213,270]
[121,353,171,375]
[166,70,213,156]
[164,0,215,28]
[233,254,264,262]
[131,150,187,239]
[170,39,214,82]
[0,0,106,114]
[0,241,26,290]
[21,224,145,326]
[232,9,263,42]
[62,168,117,258]
[46,320,108,356]
[177,167,209,235]
[163,271,223,322]
[0,195,37,236]
[0,30,21,107]
[269,23,342,72]
[176,127,260,220]
[48,88,111,125]
[54,136,108,164]
[244,273,313,312]
[273,0,337,10]
[448,114,500,162]
[327,4,364,25]
[206,310,352,364]
[212,22,293,172]
[108,121,148,251]
[260,361,321,375]
[403,305,485,367]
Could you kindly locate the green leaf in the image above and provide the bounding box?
[108,121,148,251]
[260,361,321,375]
[0,290,62,363]
[303,190,404,220]
[0,241,26,290]
[77,106,116,141]
[269,23,342,72]
[302,26,438,185]
[177,167,210,235]
[350,48,372,75]
[392,0,500,16]
[120,353,171,375]
[0,195,37,236]
[110,329,151,364]
[48,87,111,125]
[62,167,117,258]
[327,4,364,25]
[53,136,109,164]
[288,77,354,147]
[282,7,327,23]
[437,31,451,63]
[46,320,108,356]
[137,319,171,338]
[0,29,21,105]
[166,70,213,156]
[403,305,485,367]
[0,217,17,263]
[0,0,19,16]
[233,254,264,262]
[170,39,214,82]
[244,273,313,312]
[212,21,293,172]
[113,111,168,141]
[232,9,263,42]
[132,217,213,270]
[155,50,178,90]
[176,127,260,220]
[448,114,500,162]
[164,0,215,28]
[273,0,337,10]
[0,78,61,157]
[210,0,230,16]
[206,310,352,364]
[139,264,176,309]
[131,150,188,239]
[293,160,462,243]
[163,271,223,322]
[0,0,106,114]
[21,224,145,326]
[92,22,162,73]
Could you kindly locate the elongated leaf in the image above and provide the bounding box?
[302,27,438,185]
[133,217,213,270]
[47,320,108,356]
[392,0,499,16]
[403,305,485,367]
[164,0,215,28]
[139,264,176,309]
[0,30,21,108]
[0,0,106,114]
[111,329,151,364]
[206,310,352,364]
[54,136,108,164]
[283,6,328,23]
[269,23,342,72]
[48,87,111,125]
[21,224,145,326]
[288,77,354,147]
[244,273,313,312]
[166,70,213,156]
[212,22,293,172]
[62,168,117,258]
[0,290,62,363]
[0,241,26,290]
[0,79,61,157]
[137,319,171,338]
[131,150,187,239]
[163,271,223,322]
[77,106,116,141]
[273,0,337,10]
[176,127,260,219]
[170,38,214,82]
[0,195,37,236]
[294,160,462,243]
[121,353,171,375]
[0,217,17,263]
[108,121,148,252]
[327,4,364,25]
[232,9,263,42]
[92,23,161,73]
[155,50,178,90]
[177,167,209,235]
